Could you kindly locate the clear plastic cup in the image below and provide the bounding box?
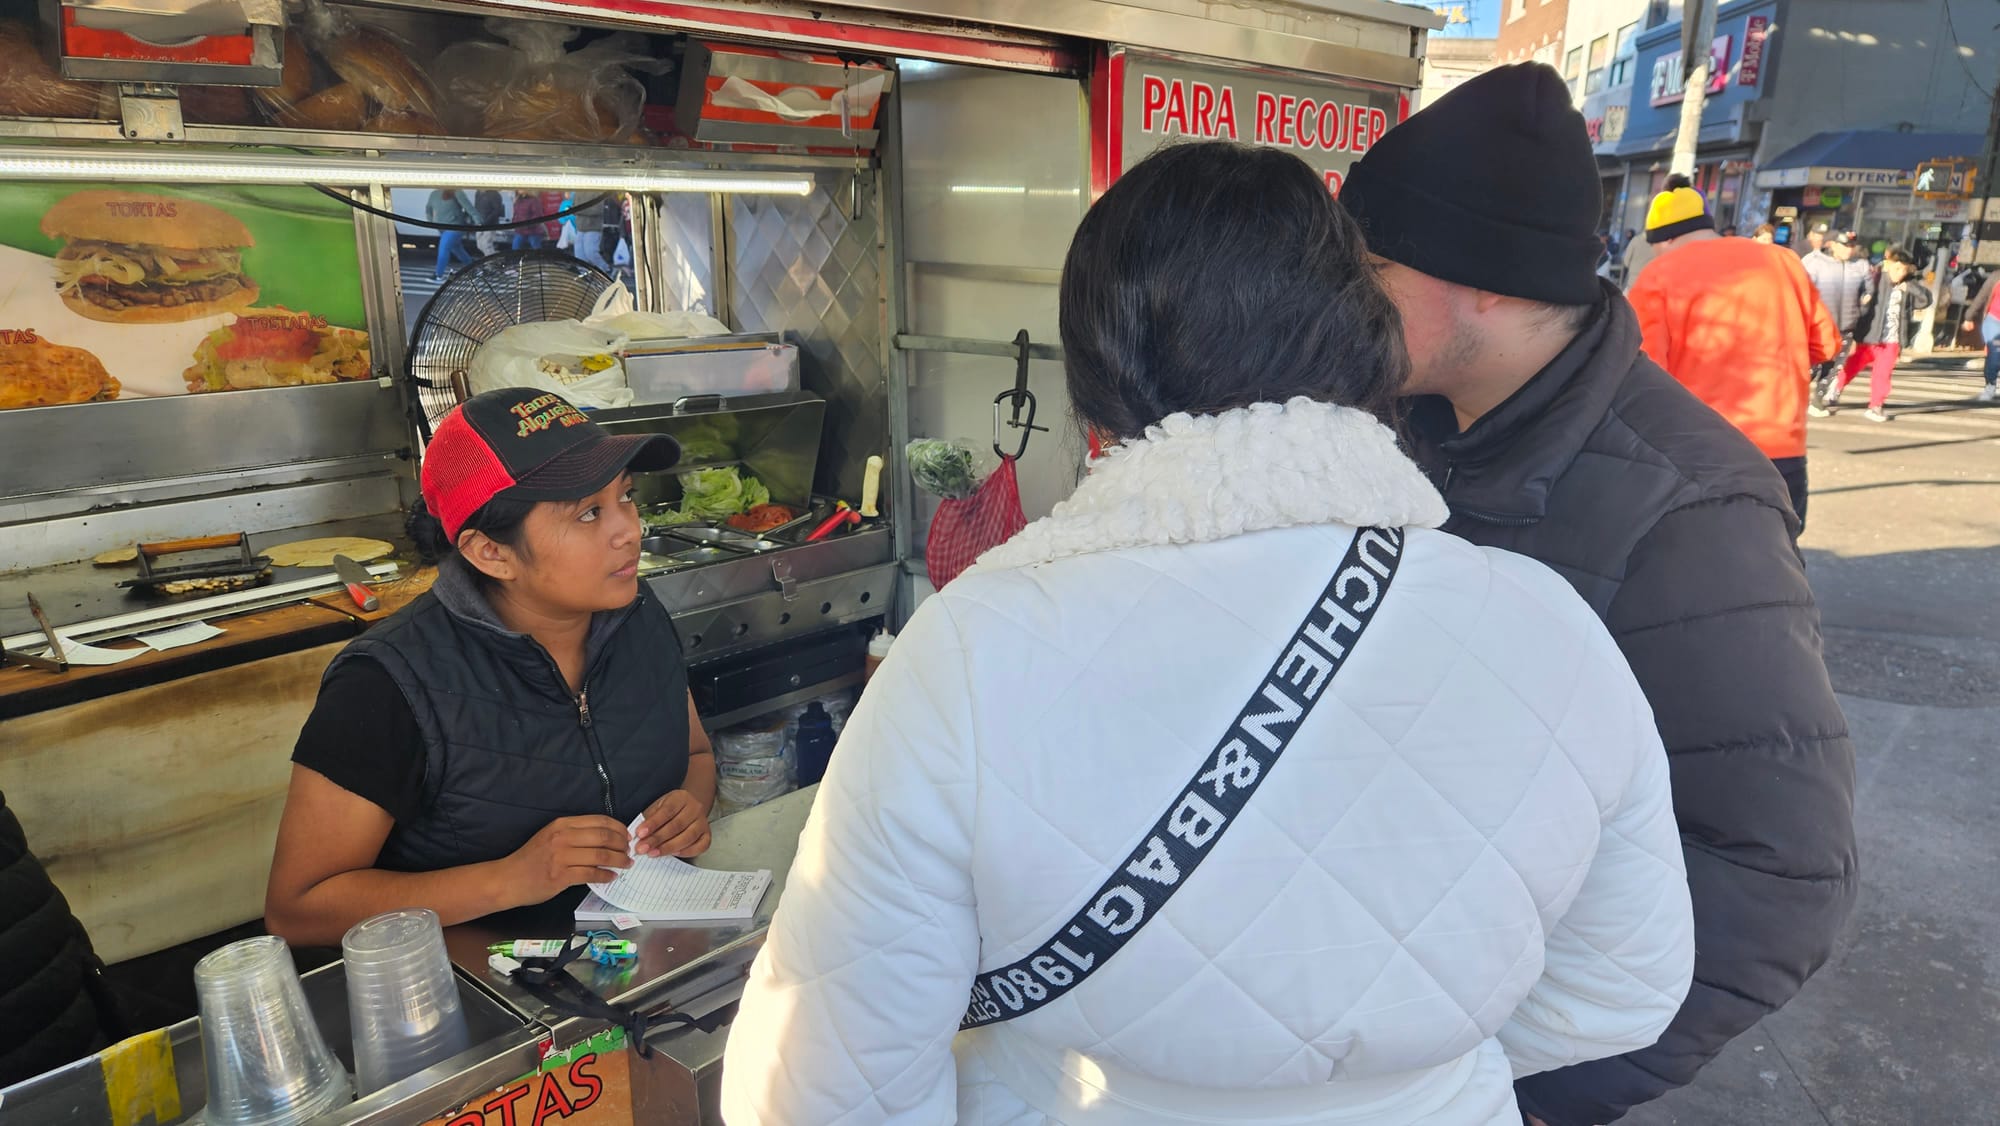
[193,936,353,1126]
[342,908,472,1095]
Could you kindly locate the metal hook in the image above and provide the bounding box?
[1006,329,1032,425]
[993,329,1049,460]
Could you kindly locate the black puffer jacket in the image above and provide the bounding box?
[0,790,116,1087]
[1852,273,1933,347]
[1406,286,1859,1126]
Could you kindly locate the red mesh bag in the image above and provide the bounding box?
[926,456,1027,590]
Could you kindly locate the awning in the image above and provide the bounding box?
[1754,130,1983,190]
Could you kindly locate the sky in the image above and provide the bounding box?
[1428,0,1498,37]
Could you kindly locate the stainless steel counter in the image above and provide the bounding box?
[0,785,817,1126]
[444,784,815,1034]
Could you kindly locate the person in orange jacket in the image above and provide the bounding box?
[1627,187,1840,528]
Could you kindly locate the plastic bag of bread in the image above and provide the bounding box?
[178,84,258,126]
[0,20,112,119]
[434,18,650,143]
[261,1,442,135]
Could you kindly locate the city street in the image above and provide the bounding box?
[1627,354,2000,1125]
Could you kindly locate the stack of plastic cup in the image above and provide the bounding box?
[342,908,472,1096]
[193,936,352,1125]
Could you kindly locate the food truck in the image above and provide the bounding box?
[0,0,1438,1119]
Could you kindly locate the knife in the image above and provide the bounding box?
[331,554,380,612]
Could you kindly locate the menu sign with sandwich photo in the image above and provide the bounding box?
[0,183,372,411]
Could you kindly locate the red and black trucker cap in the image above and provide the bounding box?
[422,388,681,541]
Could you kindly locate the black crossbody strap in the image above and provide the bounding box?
[961,526,1406,1030]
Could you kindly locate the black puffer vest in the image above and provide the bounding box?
[326,557,689,873]
[0,791,114,1086]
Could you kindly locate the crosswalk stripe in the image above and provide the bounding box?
[1811,419,2000,440]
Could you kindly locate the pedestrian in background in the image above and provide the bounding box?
[1752,223,1777,243]
[1961,267,2000,402]
[471,189,505,256]
[1802,231,1875,408]
[509,189,546,250]
[1824,247,1933,421]
[1620,173,1691,291]
[1628,186,1840,524]
[1341,62,1856,1126]
[1801,221,1829,256]
[425,188,474,280]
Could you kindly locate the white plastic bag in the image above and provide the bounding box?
[467,320,633,409]
[583,282,732,340]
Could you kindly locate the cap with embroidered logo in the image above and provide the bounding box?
[421,388,680,541]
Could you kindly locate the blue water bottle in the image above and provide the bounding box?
[794,702,837,786]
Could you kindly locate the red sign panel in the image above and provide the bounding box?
[1740,15,1769,87]
[1116,49,1402,196]
[59,8,256,65]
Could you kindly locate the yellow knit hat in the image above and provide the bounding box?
[1645,187,1714,244]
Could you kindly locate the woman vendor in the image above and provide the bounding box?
[265,388,715,947]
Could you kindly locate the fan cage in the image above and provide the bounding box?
[404,250,617,438]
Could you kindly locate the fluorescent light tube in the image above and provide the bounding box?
[0,148,816,195]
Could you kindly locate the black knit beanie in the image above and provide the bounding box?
[1339,62,1604,306]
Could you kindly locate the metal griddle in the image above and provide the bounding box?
[117,534,273,592]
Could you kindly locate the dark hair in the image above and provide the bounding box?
[1881,247,1915,267]
[1058,142,1406,440]
[406,494,537,565]
[1665,173,1694,192]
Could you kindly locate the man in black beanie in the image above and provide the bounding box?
[1341,62,1858,1126]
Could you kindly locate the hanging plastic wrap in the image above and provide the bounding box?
[434,18,652,144]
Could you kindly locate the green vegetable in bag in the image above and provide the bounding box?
[907,438,980,499]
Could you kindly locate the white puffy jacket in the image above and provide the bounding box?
[721,399,1694,1125]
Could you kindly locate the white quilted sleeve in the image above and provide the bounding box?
[1496,606,1695,1079]
[719,597,981,1124]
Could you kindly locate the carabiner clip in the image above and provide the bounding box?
[994,390,1039,461]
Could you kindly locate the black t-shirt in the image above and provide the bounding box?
[292,658,426,824]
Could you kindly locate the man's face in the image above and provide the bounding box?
[1830,241,1854,261]
[1369,255,1480,397]
[1808,231,1826,251]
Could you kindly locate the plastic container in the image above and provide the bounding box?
[624,339,799,404]
[192,936,352,1126]
[714,719,794,816]
[341,909,472,1096]
[795,701,838,787]
[865,630,895,681]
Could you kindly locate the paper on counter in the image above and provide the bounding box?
[53,634,148,666]
[136,621,225,651]
[583,816,771,922]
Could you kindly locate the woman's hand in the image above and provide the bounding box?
[635,790,712,858]
[502,815,633,904]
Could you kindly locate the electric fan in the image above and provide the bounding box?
[404,250,617,438]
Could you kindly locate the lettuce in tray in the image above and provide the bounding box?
[645,467,772,528]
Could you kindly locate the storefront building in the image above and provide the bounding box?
[1755,130,1983,254]
[1612,0,1778,238]
[1562,0,1648,242]
[1591,0,2000,252]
